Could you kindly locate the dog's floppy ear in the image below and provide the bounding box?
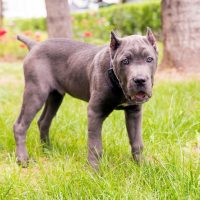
[110,31,121,51]
[146,27,158,54]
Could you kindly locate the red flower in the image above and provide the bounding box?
[83,31,93,38]
[24,31,32,36]
[0,29,7,37]
[19,44,26,48]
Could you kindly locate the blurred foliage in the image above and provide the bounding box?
[0,30,47,60]
[73,1,161,41]
[12,18,47,31]
[6,1,161,41]
[1,1,161,60]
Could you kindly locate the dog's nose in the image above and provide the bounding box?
[133,77,146,86]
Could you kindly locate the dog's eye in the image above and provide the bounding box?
[146,57,153,63]
[121,58,129,65]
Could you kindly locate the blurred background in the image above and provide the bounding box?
[0,0,200,72]
[0,2,199,198]
[3,0,142,18]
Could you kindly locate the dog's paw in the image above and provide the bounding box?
[88,158,100,171]
[16,152,29,168]
[132,145,144,164]
[17,158,29,168]
[133,152,144,164]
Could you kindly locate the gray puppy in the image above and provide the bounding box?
[14,28,158,168]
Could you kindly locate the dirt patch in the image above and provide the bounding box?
[156,68,200,82]
[0,76,22,86]
[0,56,23,63]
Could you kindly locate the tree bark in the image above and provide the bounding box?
[0,0,3,28]
[161,0,200,72]
[45,0,72,38]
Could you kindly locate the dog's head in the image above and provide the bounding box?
[110,28,158,104]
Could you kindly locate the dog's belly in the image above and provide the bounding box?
[55,73,90,102]
[64,85,90,102]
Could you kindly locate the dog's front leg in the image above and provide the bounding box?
[125,105,144,162]
[87,95,112,169]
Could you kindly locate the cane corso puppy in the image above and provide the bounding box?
[14,28,158,168]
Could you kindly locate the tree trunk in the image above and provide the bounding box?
[45,0,72,38]
[0,0,3,28]
[161,0,200,72]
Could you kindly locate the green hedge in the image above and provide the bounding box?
[74,1,161,41]
[12,18,47,31]
[8,1,161,41]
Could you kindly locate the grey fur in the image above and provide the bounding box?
[17,35,37,50]
[14,29,158,169]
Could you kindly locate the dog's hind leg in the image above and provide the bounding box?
[13,83,49,167]
[38,90,64,145]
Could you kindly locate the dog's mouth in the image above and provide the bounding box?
[129,91,150,103]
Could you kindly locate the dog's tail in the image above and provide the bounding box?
[17,35,37,50]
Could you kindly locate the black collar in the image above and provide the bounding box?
[107,64,123,95]
[107,64,133,110]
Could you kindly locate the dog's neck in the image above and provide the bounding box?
[108,67,121,89]
[107,66,134,109]
[107,63,122,94]
[108,63,130,100]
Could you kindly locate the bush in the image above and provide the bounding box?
[7,18,47,32]
[1,1,161,60]
[8,1,161,41]
[74,1,161,41]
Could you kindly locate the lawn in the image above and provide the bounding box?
[0,62,199,199]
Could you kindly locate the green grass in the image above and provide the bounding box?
[0,62,199,199]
